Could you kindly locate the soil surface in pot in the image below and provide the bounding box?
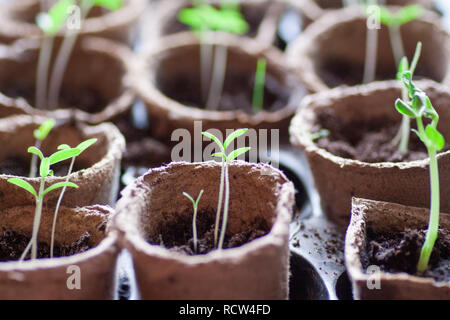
[313,108,450,162]
[0,156,90,177]
[158,70,292,115]
[1,84,108,114]
[362,227,450,282]
[148,209,270,255]
[0,229,93,261]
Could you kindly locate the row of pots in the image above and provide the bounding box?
[0,0,449,299]
[0,115,294,299]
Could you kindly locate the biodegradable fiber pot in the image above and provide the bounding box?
[345,198,450,300]
[0,205,119,299]
[285,6,450,91]
[0,0,147,44]
[0,115,125,210]
[289,80,450,226]
[299,0,435,22]
[132,32,308,142]
[145,0,313,50]
[113,161,295,299]
[0,37,135,124]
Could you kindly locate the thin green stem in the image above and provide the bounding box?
[252,58,266,113]
[363,17,378,84]
[48,4,92,110]
[29,140,42,178]
[388,24,405,68]
[206,43,228,110]
[218,161,230,250]
[35,36,54,109]
[50,156,75,258]
[200,32,213,104]
[398,88,410,153]
[214,157,225,247]
[21,177,45,261]
[193,202,198,253]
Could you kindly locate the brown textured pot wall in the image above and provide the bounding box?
[0,37,135,124]
[0,115,125,210]
[286,6,450,91]
[0,0,147,44]
[345,198,450,300]
[0,205,118,299]
[113,161,294,299]
[290,80,450,226]
[133,32,306,144]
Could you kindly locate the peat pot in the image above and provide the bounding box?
[0,37,135,124]
[286,6,450,91]
[299,0,435,22]
[113,161,295,299]
[0,115,125,210]
[289,80,450,226]
[132,32,308,143]
[0,0,147,44]
[0,205,118,299]
[345,198,450,300]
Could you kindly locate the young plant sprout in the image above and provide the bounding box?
[363,0,379,84]
[183,189,204,253]
[8,146,81,260]
[35,0,74,110]
[30,118,56,178]
[395,71,446,275]
[47,0,123,110]
[252,58,266,114]
[376,4,423,67]
[179,0,249,110]
[202,128,250,250]
[394,41,422,154]
[50,138,97,258]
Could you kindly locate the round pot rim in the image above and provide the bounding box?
[0,114,126,184]
[0,36,136,124]
[131,31,304,127]
[345,197,450,290]
[285,5,450,91]
[113,160,293,265]
[0,205,119,272]
[289,79,450,170]
[0,0,147,39]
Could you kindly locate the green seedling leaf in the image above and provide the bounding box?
[395,5,423,26]
[397,57,409,81]
[224,128,248,150]
[183,192,195,205]
[412,128,425,143]
[216,9,249,34]
[212,152,227,160]
[49,148,81,165]
[227,147,250,161]
[48,170,54,176]
[378,5,393,26]
[57,144,71,150]
[7,178,37,198]
[183,189,204,208]
[28,146,44,160]
[40,157,51,178]
[93,0,123,10]
[76,138,98,152]
[43,182,79,196]
[202,131,225,151]
[425,125,445,151]
[34,118,55,141]
[395,99,416,118]
[36,0,75,35]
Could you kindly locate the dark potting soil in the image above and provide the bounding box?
[2,83,107,114]
[0,156,90,177]
[314,108,449,162]
[319,60,398,88]
[148,210,270,256]
[363,227,450,282]
[0,229,92,261]
[158,70,291,114]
